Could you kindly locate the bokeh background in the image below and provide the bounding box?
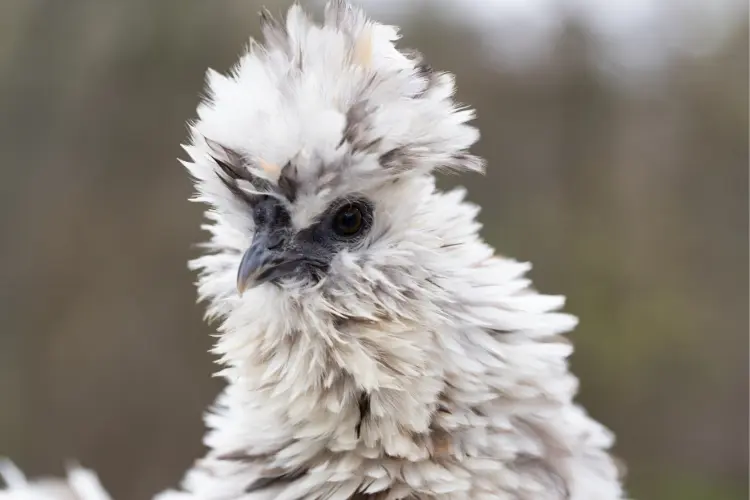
[0,0,747,498]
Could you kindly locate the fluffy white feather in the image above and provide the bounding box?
[0,460,110,500]
[2,2,625,499]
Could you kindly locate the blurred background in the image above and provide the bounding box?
[0,0,747,498]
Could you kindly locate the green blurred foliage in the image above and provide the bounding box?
[0,1,746,499]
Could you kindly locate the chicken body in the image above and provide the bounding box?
[1,2,624,499]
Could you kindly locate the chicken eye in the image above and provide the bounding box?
[333,203,363,237]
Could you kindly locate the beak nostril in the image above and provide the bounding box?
[266,232,285,250]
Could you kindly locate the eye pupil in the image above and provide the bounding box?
[334,204,363,236]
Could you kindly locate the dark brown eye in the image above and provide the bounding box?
[333,204,363,237]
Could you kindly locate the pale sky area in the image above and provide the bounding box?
[358,0,746,77]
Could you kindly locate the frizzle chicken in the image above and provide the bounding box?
[1,2,625,499]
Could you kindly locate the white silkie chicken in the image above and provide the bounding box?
[1,2,625,499]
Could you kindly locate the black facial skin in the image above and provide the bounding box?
[236,195,374,292]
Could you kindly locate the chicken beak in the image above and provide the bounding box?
[236,235,302,295]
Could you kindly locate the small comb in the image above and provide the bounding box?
[353,27,373,68]
[259,159,281,178]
